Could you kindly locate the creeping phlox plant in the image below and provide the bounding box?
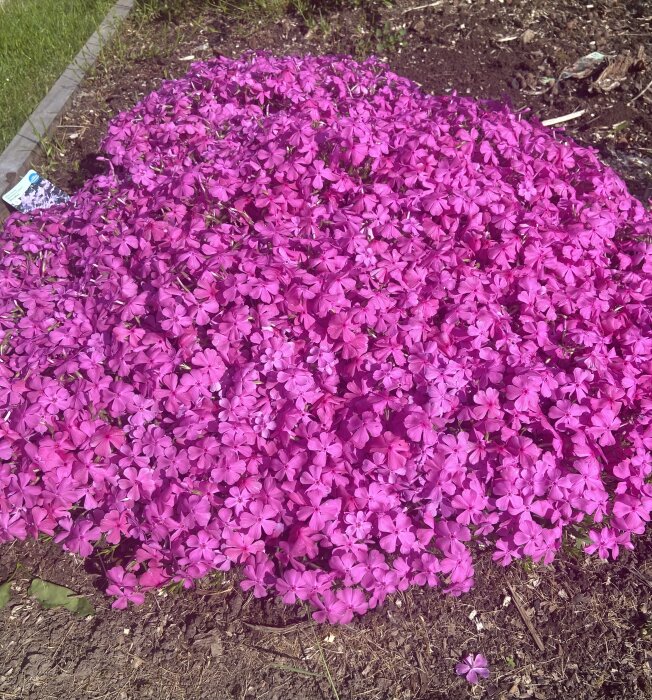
[1,54,652,622]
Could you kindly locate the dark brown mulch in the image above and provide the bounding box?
[2,1,652,698]
[28,0,652,203]
[1,532,652,700]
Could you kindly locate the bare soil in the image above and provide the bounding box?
[2,1,652,698]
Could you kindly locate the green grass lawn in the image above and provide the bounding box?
[0,0,115,152]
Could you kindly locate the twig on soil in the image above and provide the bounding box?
[628,77,652,105]
[124,651,177,677]
[300,603,340,700]
[493,654,562,681]
[50,621,75,667]
[315,637,340,700]
[402,1,443,14]
[242,620,312,635]
[628,566,652,589]
[541,110,586,127]
[269,664,321,678]
[242,642,306,664]
[506,583,545,652]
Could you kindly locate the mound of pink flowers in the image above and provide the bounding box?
[1,53,652,622]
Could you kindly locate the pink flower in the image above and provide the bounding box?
[223,531,264,563]
[404,408,437,445]
[473,388,501,420]
[548,400,588,431]
[589,407,622,447]
[106,566,145,609]
[306,432,343,466]
[239,501,279,539]
[455,654,489,684]
[90,426,125,457]
[328,587,369,624]
[506,375,540,413]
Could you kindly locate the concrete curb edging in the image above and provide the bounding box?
[0,0,135,214]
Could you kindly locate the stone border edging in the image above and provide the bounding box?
[0,0,135,215]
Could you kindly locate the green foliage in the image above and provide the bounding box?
[372,20,406,55]
[520,557,535,574]
[163,579,186,594]
[0,580,12,609]
[562,522,592,561]
[0,0,114,151]
[352,18,406,58]
[28,579,94,617]
[135,0,221,23]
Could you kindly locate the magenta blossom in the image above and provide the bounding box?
[455,654,490,684]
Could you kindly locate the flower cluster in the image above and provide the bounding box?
[1,53,652,622]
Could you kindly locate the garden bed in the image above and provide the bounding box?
[1,1,652,699]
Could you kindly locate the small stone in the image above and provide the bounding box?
[521,29,536,44]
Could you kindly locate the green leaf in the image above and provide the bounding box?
[0,580,12,609]
[28,579,94,617]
